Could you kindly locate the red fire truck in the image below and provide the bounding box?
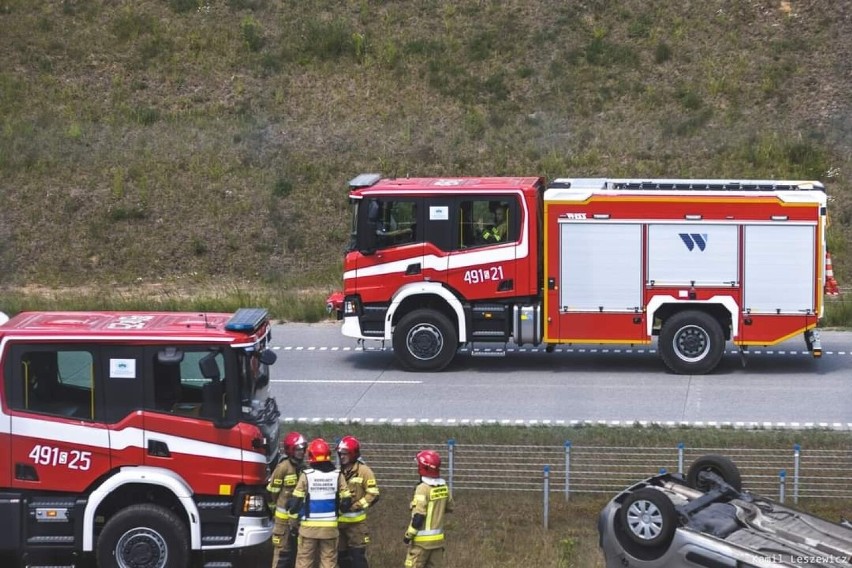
[332,174,827,374]
[0,308,280,567]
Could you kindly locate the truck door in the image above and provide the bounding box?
[8,344,110,492]
[141,347,245,497]
[354,198,424,302]
[445,196,519,300]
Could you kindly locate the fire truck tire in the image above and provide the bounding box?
[659,310,724,375]
[393,309,458,371]
[97,503,189,568]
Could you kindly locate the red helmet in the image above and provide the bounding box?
[416,450,441,478]
[307,438,332,465]
[282,432,307,458]
[337,435,361,460]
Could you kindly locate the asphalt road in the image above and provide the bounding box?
[268,323,852,429]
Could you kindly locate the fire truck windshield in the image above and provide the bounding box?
[237,347,281,464]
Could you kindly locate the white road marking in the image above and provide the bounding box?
[272,379,422,384]
[273,345,848,357]
[279,417,852,430]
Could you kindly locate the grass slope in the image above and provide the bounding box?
[1,0,850,300]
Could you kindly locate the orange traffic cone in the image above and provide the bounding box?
[825,251,840,296]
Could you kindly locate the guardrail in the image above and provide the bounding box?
[356,441,852,503]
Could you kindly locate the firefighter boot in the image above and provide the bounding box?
[275,551,292,568]
[350,547,369,568]
[338,550,353,568]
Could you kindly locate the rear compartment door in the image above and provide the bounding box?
[743,224,816,313]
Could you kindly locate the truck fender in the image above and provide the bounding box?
[645,295,739,338]
[386,282,468,343]
[82,465,201,551]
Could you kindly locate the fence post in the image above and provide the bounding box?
[677,442,684,474]
[543,465,551,530]
[564,441,571,502]
[779,469,786,503]
[447,439,455,495]
[793,444,801,504]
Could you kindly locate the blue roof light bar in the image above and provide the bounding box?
[225,308,269,332]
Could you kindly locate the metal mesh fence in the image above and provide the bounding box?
[357,441,852,502]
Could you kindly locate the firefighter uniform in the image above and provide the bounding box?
[338,457,380,568]
[267,456,303,568]
[403,451,454,568]
[290,439,352,568]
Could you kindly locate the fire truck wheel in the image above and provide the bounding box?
[659,310,724,375]
[97,503,189,568]
[393,308,458,371]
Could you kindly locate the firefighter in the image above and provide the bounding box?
[477,201,509,243]
[403,450,454,568]
[268,432,307,568]
[336,435,381,568]
[288,438,352,568]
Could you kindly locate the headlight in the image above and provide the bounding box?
[242,494,267,514]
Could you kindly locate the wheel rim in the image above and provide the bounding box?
[406,323,444,361]
[114,527,168,568]
[672,324,710,362]
[625,499,664,540]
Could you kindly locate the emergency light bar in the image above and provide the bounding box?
[225,308,269,332]
[349,173,382,189]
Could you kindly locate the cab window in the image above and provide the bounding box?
[373,200,419,249]
[457,197,518,249]
[14,348,96,420]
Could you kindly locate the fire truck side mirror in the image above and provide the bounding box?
[157,347,184,365]
[259,349,277,366]
[199,352,221,381]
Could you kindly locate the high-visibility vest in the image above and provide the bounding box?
[300,469,340,528]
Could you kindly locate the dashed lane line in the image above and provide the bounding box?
[279,417,852,430]
[273,345,849,356]
[271,379,422,384]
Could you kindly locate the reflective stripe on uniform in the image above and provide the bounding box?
[338,510,367,523]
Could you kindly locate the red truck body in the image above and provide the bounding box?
[0,308,280,567]
[334,174,827,374]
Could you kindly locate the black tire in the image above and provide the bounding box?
[393,309,458,371]
[618,487,678,549]
[686,454,742,492]
[97,503,189,568]
[659,310,725,374]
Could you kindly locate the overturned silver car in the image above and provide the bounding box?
[598,454,852,567]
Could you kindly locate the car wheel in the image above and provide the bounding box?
[97,504,189,568]
[659,310,725,374]
[393,309,458,371]
[687,454,742,492]
[619,487,678,549]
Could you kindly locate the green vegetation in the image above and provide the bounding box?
[0,0,849,306]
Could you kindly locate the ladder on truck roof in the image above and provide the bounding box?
[548,178,825,192]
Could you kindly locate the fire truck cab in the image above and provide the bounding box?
[0,308,280,568]
[337,174,827,374]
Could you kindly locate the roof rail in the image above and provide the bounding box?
[549,178,825,192]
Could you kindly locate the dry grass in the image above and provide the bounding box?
[0,0,850,292]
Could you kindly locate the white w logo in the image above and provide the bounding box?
[679,233,708,251]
